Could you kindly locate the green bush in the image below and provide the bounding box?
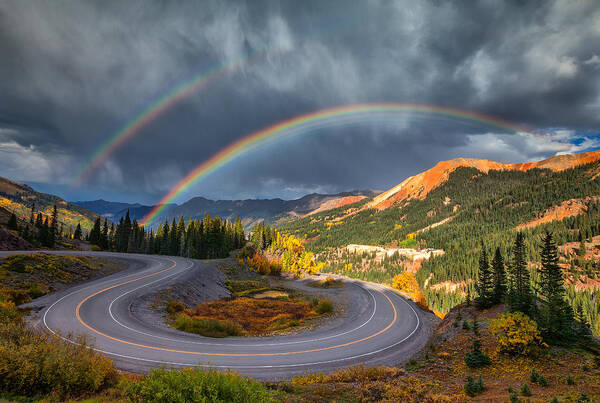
[174,314,242,338]
[566,375,575,385]
[529,368,539,383]
[0,322,118,398]
[577,392,590,402]
[464,375,484,397]
[124,367,274,403]
[464,340,491,368]
[316,300,333,314]
[520,383,531,397]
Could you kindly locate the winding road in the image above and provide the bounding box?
[4,251,435,380]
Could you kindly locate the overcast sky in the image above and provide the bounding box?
[1,0,599,204]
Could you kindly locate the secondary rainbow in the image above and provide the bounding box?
[140,103,539,225]
[73,54,265,186]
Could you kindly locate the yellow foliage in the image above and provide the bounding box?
[392,272,428,309]
[407,232,417,240]
[394,223,403,229]
[489,311,543,356]
[392,272,419,294]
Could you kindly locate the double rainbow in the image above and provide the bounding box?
[139,103,537,225]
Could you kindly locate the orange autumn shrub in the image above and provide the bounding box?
[184,297,316,335]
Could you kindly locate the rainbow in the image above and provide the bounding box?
[140,103,540,225]
[73,54,265,185]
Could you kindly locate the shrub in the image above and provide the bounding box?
[529,368,539,383]
[520,383,531,396]
[490,312,542,356]
[538,375,548,387]
[510,391,519,403]
[464,375,483,397]
[0,322,118,398]
[124,367,273,403]
[91,244,102,251]
[578,392,590,402]
[566,375,575,385]
[462,320,470,331]
[167,300,185,314]
[174,314,242,338]
[28,283,47,299]
[316,300,333,314]
[464,339,490,368]
[0,300,20,323]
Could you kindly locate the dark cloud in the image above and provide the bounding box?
[0,0,599,203]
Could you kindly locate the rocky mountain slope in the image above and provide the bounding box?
[366,150,600,210]
[280,150,600,329]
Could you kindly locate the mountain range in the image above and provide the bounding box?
[74,190,380,228]
[280,149,600,327]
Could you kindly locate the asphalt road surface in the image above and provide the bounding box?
[4,251,435,380]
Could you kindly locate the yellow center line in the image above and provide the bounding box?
[75,259,398,357]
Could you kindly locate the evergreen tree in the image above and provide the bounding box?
[491,247,507,305]
[578,233,586,257]
[29,202,35,224]
[35,211,43,229]
[537,232,574,343]
[7,213,18,230]
[40,217,51,247]
[89,217,102,246]
[475,242,493,308]
[50,205,58,246]
[507,232,533,315]
[100,218,109,249]
[73,223,82,240]
[574,302,591,339]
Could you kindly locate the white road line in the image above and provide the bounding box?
[107,267,378,347]
[40,253,421,370]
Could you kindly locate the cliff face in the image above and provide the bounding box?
[367,150,600,210]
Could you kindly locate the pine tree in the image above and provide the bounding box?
[29,202,35,224]
[73,223,82,240]
[507,232,533,315]
[49,205,58,247]
[35,212,43,229]
[475,242,493,308]
[7,213,18,230]
[100,218,109,249]
[574,302,590,339]
[538,232,574,343]
[578,233,586,257]
[491,247,507,305]
[40,217,51,247]
[89,217,102,246]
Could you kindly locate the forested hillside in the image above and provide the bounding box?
[0,176,100,233]
[280,155,600,335]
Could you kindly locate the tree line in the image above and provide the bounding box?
[474,231,590,345]
[86,211,245,258]
[5,203,61,248]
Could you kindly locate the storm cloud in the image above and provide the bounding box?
[0,0,599,203]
